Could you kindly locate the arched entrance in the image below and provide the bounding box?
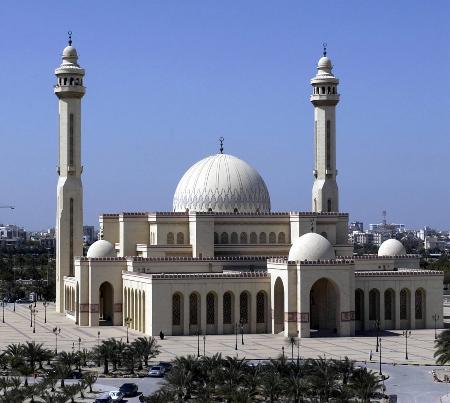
[273,277,284,334]
[99,282,114,325]
[355,289,364,332]
[310,278,339,336]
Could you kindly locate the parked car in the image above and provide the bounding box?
[95,393,112,403]
[158,361,172,372]
[109,390,124,401]
[118,383,138,397]
[148,365,165,377]
[15,298,31,304]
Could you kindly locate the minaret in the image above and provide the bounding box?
[310,45,340,213]
[54,33,85,312]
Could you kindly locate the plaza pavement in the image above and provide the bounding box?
[0,301,446,366]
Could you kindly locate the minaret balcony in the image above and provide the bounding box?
[310,94,339,106]
[54,85,85,98]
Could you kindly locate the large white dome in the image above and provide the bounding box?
[173,153,271,213]
[87,240,116,258]
[378,239,406,257]
[288,233,335,262]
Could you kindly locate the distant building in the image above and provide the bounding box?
[83,226,96,245]
[349,221,364,232]
[0,224,27,246]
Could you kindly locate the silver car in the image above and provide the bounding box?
[148,365,165,377]
[109,390,124,402]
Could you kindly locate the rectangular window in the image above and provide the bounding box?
[69,197,74,276]
[326,119,331,170]
[314,120,317,170]
[69,113,74,167]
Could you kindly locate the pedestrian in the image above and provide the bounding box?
[369,350,373,361]
[159,330,164,340]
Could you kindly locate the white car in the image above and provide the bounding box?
[109,391,124,402]
[148,365,165,377]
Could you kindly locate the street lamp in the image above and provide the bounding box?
[28,304,33,327]
[374,319,380,352]
[125,317,133,343]
[282,346,285,359]
[235,323,238,350]
[297,331,300,366]
[203,335,206,356]
[1,299,5,323]
[433,314,440,340]
[402,330,411,360]
[196,330,200,358]
[43,301,49,323]
[97,331,101,367]
[289,336,295,363]
[31,307,38,333]
[240,319,244,345]
[53,327,61,355]
[379,337,382,376]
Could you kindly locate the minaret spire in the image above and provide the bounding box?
[54,37,85,313]
[219,137,224,154]
[310,48,340,213]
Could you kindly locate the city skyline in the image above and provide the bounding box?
[1,1,449,230]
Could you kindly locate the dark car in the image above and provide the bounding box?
[119,383,138,397]
[158,361,172,372]
[16,298,31,304]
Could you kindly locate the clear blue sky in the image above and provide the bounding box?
[1,1,449,231]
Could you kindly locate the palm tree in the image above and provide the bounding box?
[62,383,80,403]
[284,373,311,403]
[435,329,450,364]
[333,356,354,385]
[52,362,70,388]
[56,351,76,371]
[82,371,98,393]
[122,345,139,375]
[22,341,45,372]
[93,340,115,374]
[259,368,283,403]
[307,356,339,401]
[5,343,24,370]
[133,336,160,367]
[349,367,382,402]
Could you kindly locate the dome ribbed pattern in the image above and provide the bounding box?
[173,154,271,213]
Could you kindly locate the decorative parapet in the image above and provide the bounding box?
[99,211,349,218]
[128,255,282,263]
[351,254,420,260]
[355,270,443,277]
[77,257,127,262]
[123,270,270,280]
[268,257,354,265]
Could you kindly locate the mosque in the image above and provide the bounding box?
[55,36,443,337]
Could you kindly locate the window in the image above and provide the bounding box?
[189,293,198,325]
[277,232,286,244]
[400,289,408,320]
[385,290,393,320]
[231,232,238,244]
[69,198,74,276]
[240,232,248,244]
[240,292,249,324]
[256,291,265,323]
[269,232,276,244]
[250,232,257,244]
[172,294,181,326]
[355,289,363,321]
[167,232,174,245]
[327,199,332,212]
[415,289,424,320]
[369,289,380,321]
[214,232,219,244]
[320,231,328,239]
[176,232,184,244]
[326,120,331,170]
[259,232,267,244]
[69,113,74,167]
[206,293,215,325]
[221,232,229,244]
[223,292,232,324]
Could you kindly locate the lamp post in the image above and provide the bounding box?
[53,327,61,355]
[433,314,440,340]
[282,346,285,359]
[235,323,238,350]
[125,317,132,343]
[203,335,206,356]
[97,331,101,367]
[1,299,5,323]
[32,307,38,333]
[289,336,295,363]
[240,319,244,345]
[196,330,200,358]
[379,337,382,376]
[297,331,300,366]
[13,297,15,312]
[78,337,81,372]
[375,319,380,352]
[43,301,48,323]
[28,304,33,327]
[403,330,411,360]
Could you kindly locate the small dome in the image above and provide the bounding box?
[173,153,271,213]
[63,45,78,58]
[87,240,115,258]
[288,233,335,262]
[378,239,406,257]
[318,56,332,70]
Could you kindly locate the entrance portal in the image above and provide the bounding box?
[310,278,339,336]
[273,277,284,334]
[99,282,114,325]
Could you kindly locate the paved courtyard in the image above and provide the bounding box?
[0,301,446,366]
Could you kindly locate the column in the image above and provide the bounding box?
[183,293,190,336]
[217,292,224,335]
[395,285,401,330]
[123,288,127,325]
[380,288,386,330]
[200,291,207,335]
[363,285,370,331]
[250,292,257,334]
[410,289,416,330]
